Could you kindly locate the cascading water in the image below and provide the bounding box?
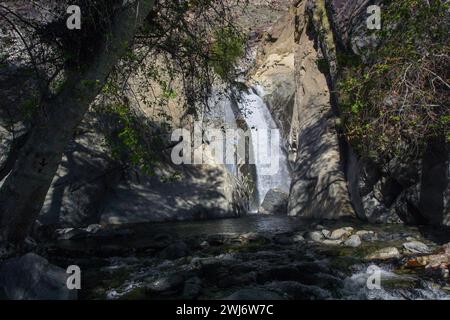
[205,83,290,212]
[239,85,291,209]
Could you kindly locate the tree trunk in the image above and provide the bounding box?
[419,137,449,226]
[0,0,155,246]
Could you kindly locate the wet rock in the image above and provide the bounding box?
[322,239,343,246]
[405,252,450,269]
[443,243,450,254]
[200,241,210,248]
[403,241,431,254]
[306,231,324,242]
[259,188,289,215]
[293,234,305,242]
[360,232,378,242]
[365,247,401,261]
[356,230,374,237]
[321,229,331,238]
[208,234,239,246]
[328,228,353,240]
[182,277,202,299]
[0,253,76,300]
[344,235,362,248]
[55,228,88,240]
[224,288,283,300]
[239,232,262,243]
[146,274,184,293]
[84,224,102,233]
[159,241,190,260]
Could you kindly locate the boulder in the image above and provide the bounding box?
[259,188,289,215]
[365,247,401,261]
[328,228,353,240]
[344,235,362,248]
[0,253,77,300]
[403,241,431,254]
[306,231,324,242]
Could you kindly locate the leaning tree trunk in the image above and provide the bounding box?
[0,0,155,246]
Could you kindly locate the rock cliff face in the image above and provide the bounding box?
[255,0,448,225]
[36,110,249,227]
[255,1,354,219]
[288,0,354,219]
[322,0,448,226]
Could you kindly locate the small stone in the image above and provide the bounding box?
[293,234,305,242]
[344,235,362,248]
[442,243,450,255]
[329,228,352,240]
[55,228,88,240]
[307,231,324,242]
[321,229,331,238]
[322,239,343,246]
[200,241,210,248]
[361,232,378,242]
[365,247,401,260]
[84,224,102,233]
[356,230,374,236]
[403,241,431,254]
[146,274,184,293]
[240,232,259,242]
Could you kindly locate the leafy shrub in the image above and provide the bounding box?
[339,0,449,163]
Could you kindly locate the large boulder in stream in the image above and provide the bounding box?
[0,253,77,300]
[259,188,289,215]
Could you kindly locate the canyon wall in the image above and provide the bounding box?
[258,0,449,226]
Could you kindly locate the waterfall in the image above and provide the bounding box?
[205,85,291,211]
[239,85,291,208]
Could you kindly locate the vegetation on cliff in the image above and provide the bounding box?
[339,0,449,164]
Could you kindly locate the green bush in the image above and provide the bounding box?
[339,0,449,163]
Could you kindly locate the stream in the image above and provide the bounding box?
[43,215,450,300]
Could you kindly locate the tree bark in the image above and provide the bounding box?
[419,137,449,226]
[0,0,155,246]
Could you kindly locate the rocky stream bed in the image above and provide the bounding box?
[32,216,450,300]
